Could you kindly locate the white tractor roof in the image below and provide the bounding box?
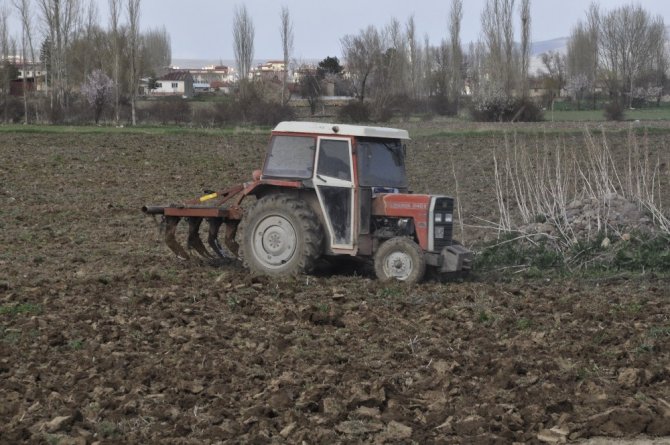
[273,121,410,140]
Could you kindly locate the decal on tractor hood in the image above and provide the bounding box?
[388,202,428,210]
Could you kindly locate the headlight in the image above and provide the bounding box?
[444,213,453,223]
[434,213,443,223]
[397,218,410,230]
[435,226,445,239]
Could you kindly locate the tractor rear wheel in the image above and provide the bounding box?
[240,194,323,276]
[374,237,426,284]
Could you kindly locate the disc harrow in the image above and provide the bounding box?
[142,184,244,261]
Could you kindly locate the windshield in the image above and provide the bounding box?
[263,135,316,179]
[357,138,407,188]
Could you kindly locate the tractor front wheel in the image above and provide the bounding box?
[240,194,323,276]
[374,237,426,284]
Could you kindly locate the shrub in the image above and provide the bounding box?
[477,232,670,279]
[191,106,217,127]
[189,98,293,127]
[0,96,26,123]
[338,101,370,123]
[514,98,544,122]
[603,100,625,121]
[430,94,457,116]
[419,112,435,122]
[144,98,191,125]
[247,101,294,126]
[376,106,394,123]
[613,233,670,271]
[471,94,543,122]
[212,101,238,125]
[389,94,413,121]
[64,95,95,124]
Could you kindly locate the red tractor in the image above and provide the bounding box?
[143,122,471,283]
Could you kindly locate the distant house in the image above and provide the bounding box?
[17,63,47,92]
[188,65,231,85]
[5,61,46,95]
[10,78,37,96]
[153,71,194,98]
[292,65,317,83]
[210,80,232,94]
[252,60,286,82]
[193,82,210,93]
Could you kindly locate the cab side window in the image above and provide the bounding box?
[317,139,351,180]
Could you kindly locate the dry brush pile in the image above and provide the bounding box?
[489,127,670,271]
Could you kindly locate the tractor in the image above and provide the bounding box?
[142,121,472,284]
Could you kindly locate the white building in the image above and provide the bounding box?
[153,71,194,98]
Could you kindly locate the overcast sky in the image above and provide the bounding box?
[148,0,670,60]
[11,0,670,61]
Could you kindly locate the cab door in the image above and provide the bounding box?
[313,137,356,250]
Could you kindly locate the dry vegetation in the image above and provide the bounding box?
[1,122,669,444]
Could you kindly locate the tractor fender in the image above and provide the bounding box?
[242,178,304,201]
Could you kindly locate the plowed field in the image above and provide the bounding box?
[1,127,669,444]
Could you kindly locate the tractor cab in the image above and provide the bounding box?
[260,122,409,253]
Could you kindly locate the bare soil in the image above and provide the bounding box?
[1,127,669,444]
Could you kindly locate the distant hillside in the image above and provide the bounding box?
[531,25,670,58]
[531,27,670,74]
[531,37,569,56]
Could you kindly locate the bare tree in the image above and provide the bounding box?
[142,26,171,76]
[586,2,599,109]
[599,4,666,108]
[13,0,36,124]
[431,40,452,108]
[565,73,590,110]
[298,70,320,115]
[448,0,463,112]
[519,0,531,97]
[540,50,565,113]
[467,41,485,95]
[0,6,10,123]
[422,34,432,96]
[501,0,515,93]
[37,0,81,115]
[341,26,381,102]
[126,0,140,125]
[108,0,120,123]
[481,0,517,95]
[62,0,101,93]
[385,17,407,99]
[651,30,669,105]
[233,4,254,92]
[81,1,97,76]
[405,15,422,99]
[279,5,293,105]
[566,22,596,109]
